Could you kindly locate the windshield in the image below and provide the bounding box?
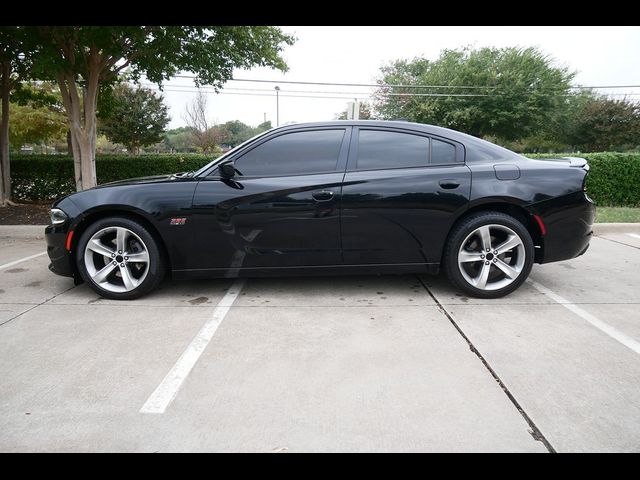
[192,128,274,177]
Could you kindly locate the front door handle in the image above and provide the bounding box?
[439,180,460,189]
[312,190,335,202]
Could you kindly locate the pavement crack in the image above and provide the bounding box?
[0,283,78,328]
[594,235,640,250]
[415,275,557,454]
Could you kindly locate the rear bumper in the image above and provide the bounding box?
[45,224,74,277]
[533,191,595,264]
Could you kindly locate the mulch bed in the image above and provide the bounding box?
[0,203,51,225]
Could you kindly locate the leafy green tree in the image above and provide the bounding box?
[374,47,575,141]
[9,101,67,150]
[26,26,295,190]
[220,120,253,147]
[164,126,198,153]
[256,120,272,131]
[8,81,68,153]
[563,95,640,152]
[219,119,272,147]
[98,83,169,154]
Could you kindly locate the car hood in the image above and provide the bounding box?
[96,173,193,188]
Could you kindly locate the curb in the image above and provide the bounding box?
[593,223,640,235]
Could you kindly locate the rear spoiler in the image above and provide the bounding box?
[559,157,589,170]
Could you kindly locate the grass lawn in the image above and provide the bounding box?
[595,207,640,223]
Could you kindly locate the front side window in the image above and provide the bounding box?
[233,129,345,177]
[357,130,430,170]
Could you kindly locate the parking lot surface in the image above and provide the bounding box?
[1,224,639,452]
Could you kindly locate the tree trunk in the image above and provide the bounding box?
[57,70,99,191]
[66,129,72,154]
[0,62,11,206]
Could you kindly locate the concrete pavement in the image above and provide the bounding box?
[1,224,639,452]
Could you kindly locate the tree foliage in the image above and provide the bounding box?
[7,81,66,151]
[164,127,198,153]
[9,102,66,149]
[374,47,575,141]
[563,95,640,152]
[219,119,272,147]
[98,83,170,154]
[26,26,295,190]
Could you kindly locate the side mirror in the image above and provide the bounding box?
[219,163,235,178]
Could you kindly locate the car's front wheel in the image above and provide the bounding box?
[76,216,165,300]
[443,212,534,298]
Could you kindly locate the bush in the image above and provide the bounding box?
[527,152,640,207]
[9,152,640,207]
[10,154,211,202]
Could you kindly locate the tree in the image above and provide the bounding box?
[163,126,197,153]
[9,102,67,151]
[0,26,33,205]
[183,90,228,153]
[27,26,295,190]
[374,47,575,141]
[98,83,169,154]
[219,119,272,147]
[563,95,640,152]
[8,81,67,153]
[336,101,373,120]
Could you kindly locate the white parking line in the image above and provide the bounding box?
[627,233,640,239]
[527,279,640,355]
[140,279,245,414]
[0,251,47,271]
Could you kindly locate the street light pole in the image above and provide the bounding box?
[274,86,280,127]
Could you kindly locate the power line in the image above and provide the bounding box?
[172,75,492,90]
[141,82,640,100]
[171,74,640,91]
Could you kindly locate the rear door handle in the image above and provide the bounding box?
[312,190,335,202]
[439,180,460,189]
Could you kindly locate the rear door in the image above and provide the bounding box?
[341,127,471,265]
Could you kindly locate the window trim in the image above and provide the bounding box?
[346,126,465,173]
[207,126,351,179]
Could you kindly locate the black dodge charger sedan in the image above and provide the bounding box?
[45,121,595,300]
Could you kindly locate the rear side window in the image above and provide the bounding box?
[431,138,457,164]
[357,130,430,169]
[234,129,345,177]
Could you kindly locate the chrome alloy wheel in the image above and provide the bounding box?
[457,224,526,291]
[83,226,150,293]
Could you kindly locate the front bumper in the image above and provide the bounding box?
[533,191,595,264]
[45,224,74,277]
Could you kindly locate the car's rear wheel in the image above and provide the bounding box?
[76,216,165,300]
[443,212,534,298]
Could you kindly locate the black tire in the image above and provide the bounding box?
[443,211,534,299]
[76,216,165,300]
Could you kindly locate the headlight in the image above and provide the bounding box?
[50,208,68,225]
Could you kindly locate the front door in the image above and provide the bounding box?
[188,127,350,272]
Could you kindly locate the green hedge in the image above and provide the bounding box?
[9,152,640,207]
[527,153,640,207]
[10,154,211,202]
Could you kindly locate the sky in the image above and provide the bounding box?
[150,26,640,130]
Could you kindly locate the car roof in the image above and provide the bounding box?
[273,120,454,135]
[271,120,523,163]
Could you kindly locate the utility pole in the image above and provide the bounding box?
[263,112,266,124]
[274,86,280,127]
